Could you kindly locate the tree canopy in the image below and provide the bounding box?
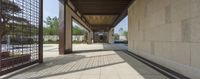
[0,0,31,38]
[73,26,85,35]
[123,31,128,36]
[43,16,86,36]
[43,16,59,35]
[0,0,34,52]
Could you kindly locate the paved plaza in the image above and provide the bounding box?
[6,44,168,79]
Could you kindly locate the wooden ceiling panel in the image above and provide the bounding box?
[69,0,133,31]
[85,15,118,25]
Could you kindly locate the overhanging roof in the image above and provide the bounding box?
[63,0,134,31]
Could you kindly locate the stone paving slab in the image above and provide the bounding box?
[7,44,168,79]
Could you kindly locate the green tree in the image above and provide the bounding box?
[119,28,124,35]
[113,33,119,40]
[73,26,85,35]
[43,16,59,35]
[0,0,30,52]
[123,31,128,39]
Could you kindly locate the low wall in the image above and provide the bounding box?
[44,35,59,41]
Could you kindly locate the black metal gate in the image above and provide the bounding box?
[0,0,43,75]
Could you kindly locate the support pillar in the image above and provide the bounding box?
[87,31,93,44]
[59,1,72,54]
[108,28,114,43]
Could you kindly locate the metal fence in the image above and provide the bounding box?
[0,0,43,75]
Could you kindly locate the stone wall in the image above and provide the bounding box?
[44,35,59,41]
[128,0,200,78]
[72,35,85,41]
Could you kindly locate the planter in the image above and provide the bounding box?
[1,54,31,68]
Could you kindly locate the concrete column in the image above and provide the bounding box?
[64,4,73,53]
[7,35,10,45]
[59,2,66,55]
[87,31,93,44]
[59,1,72,54]
[59,0,92,54]
[108,28,113,43]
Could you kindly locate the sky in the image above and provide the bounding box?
[114,16,128,34]
[43,0,128,34]
[43,0,59,20]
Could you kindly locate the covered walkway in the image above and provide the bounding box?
[5,44,168,79]
[1,0,200,78]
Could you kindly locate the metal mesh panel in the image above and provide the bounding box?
[0,0,41,75]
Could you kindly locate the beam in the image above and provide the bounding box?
[91,25,111,32]
[83,13,120,15]
[58,0,66,4]
[112,0,135,27]
[68,0,91,28]
[112,10,127,27]
[72,17,90,32]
